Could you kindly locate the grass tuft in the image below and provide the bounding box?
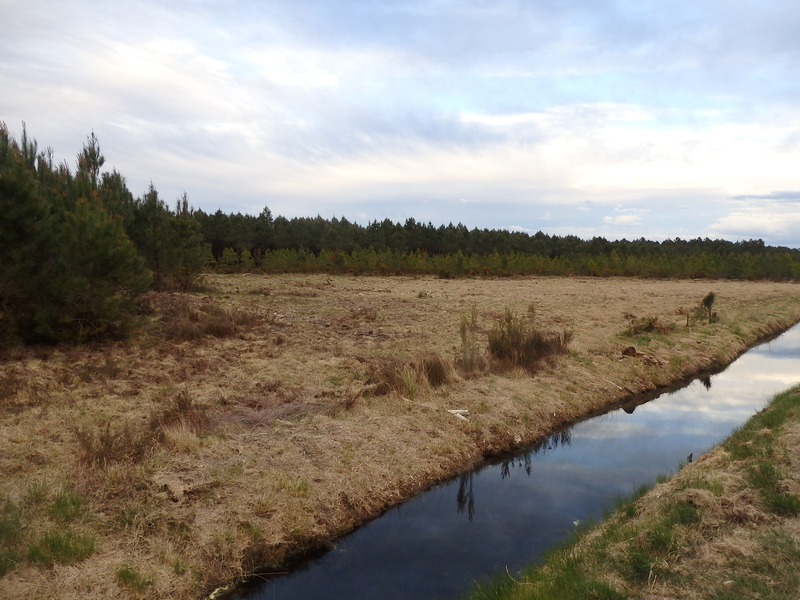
[623,316,674,336]
[48,489,83,522]
[74,420,153,467]
[28,528,95,565]
[421,353,456,387]
[150,388,208,436]
[488,308,572,373]
[117,563,155,592]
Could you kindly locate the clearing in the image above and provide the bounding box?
[1,275,800,599]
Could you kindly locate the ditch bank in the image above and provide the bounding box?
[227,319,800,600]
[212,316,800,599]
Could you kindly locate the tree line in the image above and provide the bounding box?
[197,210,800,280]
[2,125,798,345]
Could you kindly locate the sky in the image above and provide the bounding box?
[2,0,800,247]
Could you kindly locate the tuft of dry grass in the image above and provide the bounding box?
[622,315,675,336]
[150,388,208,438]
[488,308,573,373]
[421,353,458,387]
[74,421,153,468]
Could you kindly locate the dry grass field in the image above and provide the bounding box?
[2,274,800,599]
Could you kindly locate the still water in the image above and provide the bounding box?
[237,325,800,600]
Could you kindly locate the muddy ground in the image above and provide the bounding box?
[2,275,800,599]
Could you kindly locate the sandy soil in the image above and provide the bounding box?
[2,275,800,599]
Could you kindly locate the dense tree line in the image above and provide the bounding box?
[0,125,205,345]
[196,209,800,280]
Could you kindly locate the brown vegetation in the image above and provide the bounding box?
[1,275,800,599]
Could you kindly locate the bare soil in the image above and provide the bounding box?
[2,275,800,599]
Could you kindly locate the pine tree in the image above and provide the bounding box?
[0,124,151,344]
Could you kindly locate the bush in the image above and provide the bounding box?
[488,309,572,373]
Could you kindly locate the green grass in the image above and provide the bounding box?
[28,528,95,565]
[1,486,95,575]
[0,497,22,576]
[48,489,83,522]
[464,547,626,600]
[677,476,723,496]
[711,530,800,600]
[117,563,155,592]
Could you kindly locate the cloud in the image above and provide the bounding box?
[603,214,641,226]
[732,191,800,204]
[709,208,800,246]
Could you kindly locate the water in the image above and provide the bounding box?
[236,325,800,600]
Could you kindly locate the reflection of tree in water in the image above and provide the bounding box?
[455,428,573,520]
[700,376,712,390]
[500,429,572,479]
[456,473,475,521]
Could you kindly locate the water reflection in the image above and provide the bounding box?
[456,473,475,521]
[238,324,800,600]
[503,429,571,475]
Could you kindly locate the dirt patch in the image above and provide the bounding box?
[1,275,800,599]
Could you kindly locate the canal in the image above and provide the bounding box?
[233,324,800,599]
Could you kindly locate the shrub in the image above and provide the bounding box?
[701,291,716,322]
[488,309,572,373]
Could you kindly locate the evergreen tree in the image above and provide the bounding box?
[0,123,151,344]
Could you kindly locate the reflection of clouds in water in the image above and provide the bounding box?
[570,416,650,441]
[571,330,800,443]
[633,344,800,428]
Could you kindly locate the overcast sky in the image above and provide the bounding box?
[3,1,800,247]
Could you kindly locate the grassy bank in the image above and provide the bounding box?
[461,385,800,600]
[1,275,800,599]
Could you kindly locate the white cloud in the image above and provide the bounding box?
[709,206,800,244]
[603,214,641,226]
